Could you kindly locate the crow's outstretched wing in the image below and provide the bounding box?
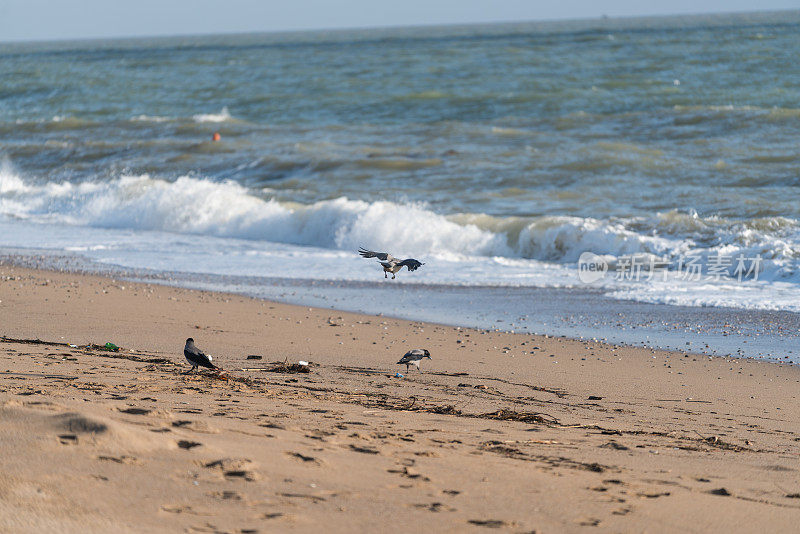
[358,247,396,262]
[398,259,423,272]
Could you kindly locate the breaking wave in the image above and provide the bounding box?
[1,169,799,279]
[192,106,233,123]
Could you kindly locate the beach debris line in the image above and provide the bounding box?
[360,395,561,426]
[0,336,171,363]
[482,409,560,426]
[241,359,312,374]
[691,431,751,452]
[84,342,123,352]
[357,247,424,279]
[709,488,731,496]
[397,349,431,372]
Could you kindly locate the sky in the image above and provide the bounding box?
[1,0,798,42]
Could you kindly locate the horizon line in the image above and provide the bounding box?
[1,7,797,46]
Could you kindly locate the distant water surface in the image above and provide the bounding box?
[2,11,800,312]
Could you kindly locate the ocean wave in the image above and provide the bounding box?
[1,170,800,283]
[6,116,98,133]
[131,114,171,122]
[192,106,233,123]
[0,171,507,258]
[671,104,800,122]
[0,161,28,194]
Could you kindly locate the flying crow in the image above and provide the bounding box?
[358,248,424,279]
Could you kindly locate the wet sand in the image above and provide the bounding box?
[2,264,800,533]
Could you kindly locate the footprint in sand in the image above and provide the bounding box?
[599,440,630,451]
[412,502,456,512]
[98,455,140,464]
[204,458,260,481]
[160,504,191,514]
[58,413,108,434]
[287,452,321,465]
[177,440,203,450]
[279,492,326,503]
[348,444,380,454]
[224,470,259,481]
[207,490,242,501]
[468,519,514,528]
[260,422,286,430]
[118,407,151,415]
[387,466,430,481]
[637,491,670,499]
[172,420,218,434]
[160,505,213,516]
[58,434,78,444]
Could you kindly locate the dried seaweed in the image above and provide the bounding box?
[1,336,171,364]
[265,361,311,374]
[695,433,750,452]
[1,336,70,347]
[480,409,560,426]
[424,404,462,415]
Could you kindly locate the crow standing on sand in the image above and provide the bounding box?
[397,349,431,373]
[358,247,424,279]
[183,338,218,374]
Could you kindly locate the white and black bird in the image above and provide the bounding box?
[358,247,424,279]
[183,338,218,374]
[397,349,431,373]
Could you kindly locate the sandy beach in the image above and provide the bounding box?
[2,264,800,533]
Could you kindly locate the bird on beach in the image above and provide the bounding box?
[183,338,218,374]
[397,349,431,373]
[358,247,424,279]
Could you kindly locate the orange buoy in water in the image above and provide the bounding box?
[212,132,221,142]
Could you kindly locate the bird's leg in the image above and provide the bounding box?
[182,366,196,375]
[384,271,388,279]
[392,273,396,279]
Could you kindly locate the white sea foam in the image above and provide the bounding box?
[131,114,171,122]
[0,173,507,257]
[0,160,29,194]
[192,106,232,123]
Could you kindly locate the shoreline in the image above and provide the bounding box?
[3,249,800,363]
[3,264,800,532]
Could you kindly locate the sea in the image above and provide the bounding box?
[2,11,800,360]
